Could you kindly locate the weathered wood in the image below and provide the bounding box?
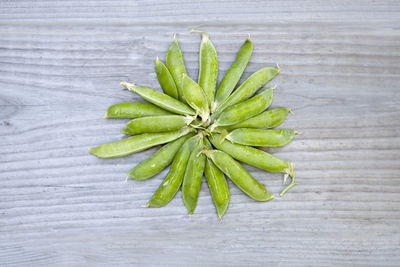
[1,0,400,266]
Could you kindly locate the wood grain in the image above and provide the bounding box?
[1,0,400,266]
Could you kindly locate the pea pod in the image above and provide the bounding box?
[209,133,295,196]
[213,37,252,111]
[203,149,274,201]
[155,57,179,99]
[204,157,229,219]
[104,102,172,119]
[147,134,201,207]
[226,128,298,147]
[127,133,194,180]
[181,73,209,122]
[214,87,274,127]
[212,67,280,119]
[122,115,194,135]
[209,133,294,175]
[89,127,193,158]
[197,32,218,106]
[182,137,206,214]
[121,82,195,115]
[224,108,290,130]
[166,38,188,102]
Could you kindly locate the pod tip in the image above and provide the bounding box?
[121,81,135,91]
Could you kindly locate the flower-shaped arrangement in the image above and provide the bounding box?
[89,31,297,218]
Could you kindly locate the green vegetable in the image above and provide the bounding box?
[89,32,299,217]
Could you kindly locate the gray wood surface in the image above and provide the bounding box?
[1,1,400,266]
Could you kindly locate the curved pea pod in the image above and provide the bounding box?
[122,115,194,135]
[181,73,209,122]
[226,128,299,147]
[213,37,252,111]
[182,138,206,214]
[212,66,280,118]
[104,102,172,119]
[166,38,188,102]
[224,108,290,130]
[127,133,194,180]
[204,157,229,219]
[121,82,195,116]
[88,127,193,158]
[209,133,294,175]
[214,87,274,127]
[197,32,218,106]
[203,149,274,202]
[147,134,201,207]
[209,133,295,196]
[155,57,179,99]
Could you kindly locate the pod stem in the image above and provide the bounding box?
[121,81,135,91]
[191,124,206,130]
[280,163,296,196]
[185,115,196,125]
[280,176,296,197]
[210,101,217,113]
[189,27,209,43]
[202,147,212,158]
[200,112,210,124]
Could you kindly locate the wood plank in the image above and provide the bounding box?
[1,0,400,266]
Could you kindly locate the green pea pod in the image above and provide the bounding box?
[89,127,193,158]
[197,32,218,106]
[122,115,194,135]
[147,134,201,207]
[121,82,195,116]
[182,137,206,214]
[213,37,252,111]
[155,57,179,99]
[227,128,298,147]
[224,108,290,130]
[127,133,194,180]
[209,133,295,196]
[214,87,274,127]
[181,73,209,122]
[212,67,280,119]
[204,149,274,202]
[204,157,229,219]
[104,102,172,119]
[209,133,294,175]
[166,38,188,102]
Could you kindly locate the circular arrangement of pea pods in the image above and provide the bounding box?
[89,31,299,218]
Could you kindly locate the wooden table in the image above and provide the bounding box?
[1,1,400,266]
